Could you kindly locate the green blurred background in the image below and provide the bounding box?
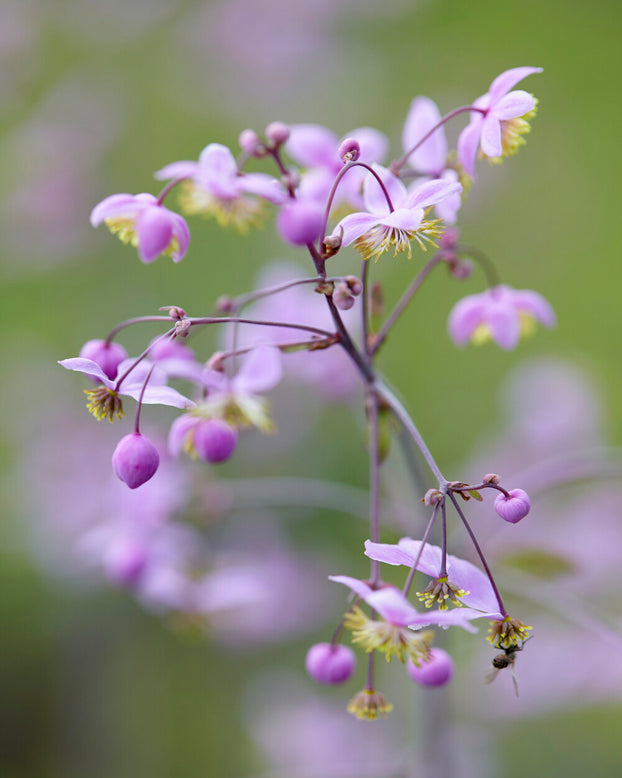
[1,0,621,775]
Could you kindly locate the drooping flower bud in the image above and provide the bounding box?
[482,473,501,485]
[407,647,454,687]
[305,643,356,685]
[79,339,127,381]
[344,275,363,296]
[238,128,265,157]
[265,121,290,146]
[112,433,160,489]
[276,200,324,246]
[333,281,355,311]
[494,488,530,523]
[193,419,238,464]
[338,137,361,163]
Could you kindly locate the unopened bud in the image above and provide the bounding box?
[338,137,360,163]
[333,281,355,311]
[205,351,226,372]
[112,433,160,489]
[494,488,530,524]
[407,648,454,687]
[159,305,187,320]
[193,419,238,464]
[440,226,460,250]
[305,643,356,685]
[450,259,474,279]
[322,232,342,256]
[344,275,363,296]
[238,129,266,157]
[174,319,191,338]
[216,295,235,314]
[265,121,290,146]
[483,473,501,485]
[422,488,443,506]
[281,170,300,191]
[79,339,127,381]
[277,200,324,246]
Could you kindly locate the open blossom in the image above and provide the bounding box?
[155,143,286,230]
[59,356,195,421]
[286,123,388,210]
[364,538,503,617]
[402,96,462,224]
[331,165,462,262]
[169,345,283,453]
[458,66,542,176]
[448,284,556,350]
[330,573,487,664]
[90,193,189,263]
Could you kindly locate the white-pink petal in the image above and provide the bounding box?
[402,96,446,176]
[488,66,543,105]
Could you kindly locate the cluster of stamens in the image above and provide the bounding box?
[417,576,469,610]
[84,386,124,422]
[347,689,394,720]
[488,615,532,649]
[344,607,432,663]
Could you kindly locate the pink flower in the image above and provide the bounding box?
[448,285,556,350]
[331,165,461,262]
[494,488,531,523]
[305,643,356,685]
[90,193,189,263]
[155,143,286,230]
[458,66,542,176]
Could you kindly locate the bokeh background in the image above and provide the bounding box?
[1,0,621,776]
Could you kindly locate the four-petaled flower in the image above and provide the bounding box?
[448,284,556,350]
[90,193,190,263]
[331,165,462,262]
[458,66,542,176]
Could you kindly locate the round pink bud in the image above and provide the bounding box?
[494,488,531,524]
[407,648,454,687]
[450,259,474,279]
[276,200,324,246]
[80,339,127,380]
[265,121,290,146]
[112,433,160,489]
[483,473,501,485]
[338,137,360,163]
[305,643,356,685]
[238,129,265,157]
[344,275,363,296]
[334,282,355,311]
[193,419,238,464]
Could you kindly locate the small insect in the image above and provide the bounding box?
[485,640,530,697]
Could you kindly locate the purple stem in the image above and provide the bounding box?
[391,105,487,174]
[318,160,395,255]
[370,252,443,355]
[376,381,446,485]
[105,315,172,345]
[133,363,157,434]
[439,500,448,578]
[188,316,334,339]
[451,482,512,499]
[366,651,375,692]
[368,390,381,587]
[156,176,189,206]
[457,244,501,288]
[447,492,507,617]
[360,259,370,354]
[402,502,440,597]
[233,276,344,308]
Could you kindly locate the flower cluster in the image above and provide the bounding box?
[62,67,550,717]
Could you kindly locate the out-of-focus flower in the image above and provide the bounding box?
[79,339,127,381]
[448,285,555,350]
[90,193,189,263]
[401,96,463,224]
[286,123,388,210]
[331,165,461,262]
[458,66,542,176]
[155,142,285,230]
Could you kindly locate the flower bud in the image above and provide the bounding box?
[265,121,290,146]
[112,433,160,489]
[344,275,363,296]
[193,419,238,464]
[238,128,265,157]
[494,488,530,523]
[422,488,443,506]
[276,200,324,246]
[80,339,127,381]
[338,137,361,163]
[333,281,355,311]
[439,226,460,250]
[482,473,501,485]
[450,259,474,279]
[305,643,356,685]
[407,648,454,687]
[159,305,187,320]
